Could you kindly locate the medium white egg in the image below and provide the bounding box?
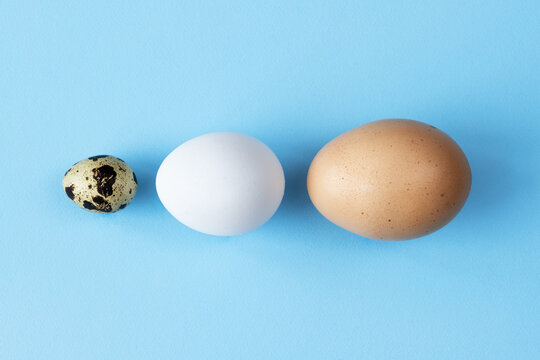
[156,132,285,236]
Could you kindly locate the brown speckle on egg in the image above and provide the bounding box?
[92,165,117,197]
[88,155,108,161]
[65,185,75,200]
[83,200,97,210]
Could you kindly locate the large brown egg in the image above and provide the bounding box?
[307,119,471,240]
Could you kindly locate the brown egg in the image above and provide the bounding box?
[307,119,472,240]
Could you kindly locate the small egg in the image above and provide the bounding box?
[62,155,137,213]
[156,132,285,236]
[307,119,472,240]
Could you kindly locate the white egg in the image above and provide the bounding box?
[156,132,285,236]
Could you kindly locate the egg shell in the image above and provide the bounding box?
[62,155,137,213]
[307,119,472,240]
[156,132,285,236]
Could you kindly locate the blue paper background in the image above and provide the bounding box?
[1,1,539,359]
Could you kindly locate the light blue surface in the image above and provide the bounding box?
[1,1,539,359]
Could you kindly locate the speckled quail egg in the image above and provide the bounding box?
[62,155,137,213]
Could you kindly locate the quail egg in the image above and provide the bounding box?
[63,155,137,213]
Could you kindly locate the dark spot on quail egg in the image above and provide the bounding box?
[83,200,97,210]
[88,155,109,161]
[92,165,117,197]
[92,195,112,212]
[65,185,75,200]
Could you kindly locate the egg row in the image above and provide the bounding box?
[63,119,472,240]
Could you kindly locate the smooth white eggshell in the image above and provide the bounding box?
[156,132,285,236]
